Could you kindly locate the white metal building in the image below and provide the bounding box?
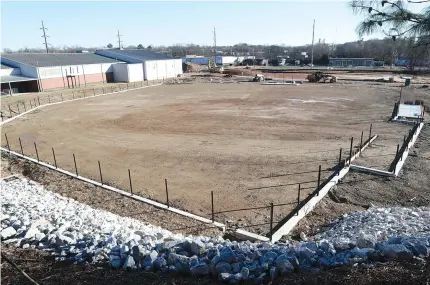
[95,49,182,81]
[1,53,122,92]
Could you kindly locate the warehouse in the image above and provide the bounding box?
[95,49,182,81]
[1,53,122,92]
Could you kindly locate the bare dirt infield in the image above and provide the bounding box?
[1,82,416,234]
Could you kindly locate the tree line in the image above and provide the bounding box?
[3,37,428,66]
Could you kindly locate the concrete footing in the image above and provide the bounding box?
[0,147,226,232]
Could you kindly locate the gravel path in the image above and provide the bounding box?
[2,177,429,283]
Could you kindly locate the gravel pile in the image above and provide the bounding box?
[316,206,430,246]
[1,177,429,283]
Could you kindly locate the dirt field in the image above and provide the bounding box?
[1,81,422,234]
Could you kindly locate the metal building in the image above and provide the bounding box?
[1,53,122,92]
[1,63,39,94]
[328,58,375,67]
[95,49,182,81]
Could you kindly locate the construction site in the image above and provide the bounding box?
[1,69,428,234]
[1,1,430,282]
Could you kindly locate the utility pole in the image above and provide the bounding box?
[213,27,217,65]
[117,30,123,49]
[311,19,315,67]
[40,21,50,53]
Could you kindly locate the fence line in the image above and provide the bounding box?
[0,146,226,231]
[0,80,163,124]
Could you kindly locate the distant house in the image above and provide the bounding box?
[329,58,375,67]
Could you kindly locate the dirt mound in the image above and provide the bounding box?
[222,68,254,76]
[182,62,207,73]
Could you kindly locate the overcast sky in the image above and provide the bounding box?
[1,1,428,50]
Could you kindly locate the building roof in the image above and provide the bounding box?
[1,53,121,67]
[1,63,13,69]
[1,74,37,83]
[329,58,375,60]
[96,49,173,61]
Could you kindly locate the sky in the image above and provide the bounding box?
[1,1,428,51]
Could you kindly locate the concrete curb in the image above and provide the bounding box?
[349,164,394,177]
[0,83,163,126]
[270,135,378,242]
[1,147,226,232]
[394,122,424,176]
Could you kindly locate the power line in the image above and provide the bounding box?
[117,30,123,49]
[40,21,50,54]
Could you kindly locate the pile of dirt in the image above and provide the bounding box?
[222,68,254,76]
[182,62,207,73]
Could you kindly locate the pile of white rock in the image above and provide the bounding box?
[316,206,430,249]
[1,178,429,283]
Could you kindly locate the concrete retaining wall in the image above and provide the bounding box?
[270,135,378,242]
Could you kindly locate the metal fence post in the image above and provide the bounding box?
[83,90,86,97]
[211,191,215,222]
[52,148,57,168]
[98,161,103,184]
[16,103,20,114]
[19,138,23,155]
[369,124,372,139]
[61,93,64,101]
[396,143,401,161]
[73,154,78,176]
[128,169,133,194]
[34,142,39,162]
[165,178,169,207]
[93,88,96,96]
[4,134,10,152]
[403,135,406,144]
[269,203,274,242]
[34,98,37,107]
[297,184,301,207]
[23,102,27,112]
[29,100,33,108]
[338,148,342,175]
[8,105,12,117]
[317,165,321,195]
[349,137,354,165]
[37,97,40,106]
[360,131,363,153]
